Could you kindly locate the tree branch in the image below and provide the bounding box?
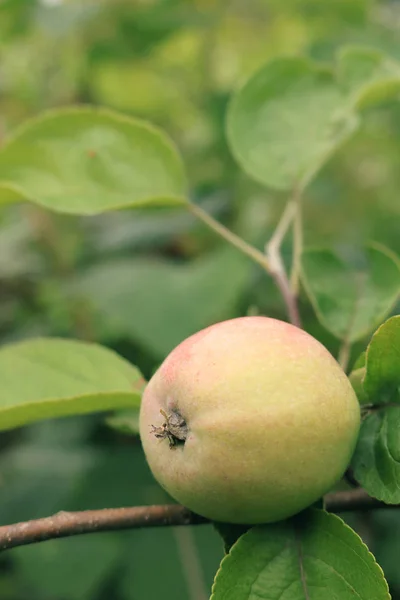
[0,489,394,552]
[0,505,207,552]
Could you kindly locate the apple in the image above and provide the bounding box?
[139,316,360,524]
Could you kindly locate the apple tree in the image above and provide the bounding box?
[0,45,399,600]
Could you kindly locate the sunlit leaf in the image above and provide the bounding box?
[338,45,400,110]
[0,338,143,430]
[363,315,400,403]
[227,57,358,191]
[0,107,187,215]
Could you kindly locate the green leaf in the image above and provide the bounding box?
[353,351,366,371]
[363,315,400,403]
[211,510,389,600]
[349,352,368,403]
[352,408,400,504]
[0,338,144,431]
[301,244,400,342]
[70,247,252,358]
[338,45,400,110]
[0,107,187,215]
[349,366,368,404]
[351,316,400,502]
[227,57,358,191]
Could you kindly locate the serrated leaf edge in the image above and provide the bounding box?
[210,510,391,600]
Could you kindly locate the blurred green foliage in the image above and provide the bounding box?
[0,0,399,598]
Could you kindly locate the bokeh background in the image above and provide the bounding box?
[0,0,399,598]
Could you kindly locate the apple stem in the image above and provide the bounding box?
[151,409,188,448]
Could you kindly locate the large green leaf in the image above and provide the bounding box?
[0,107,187,215]
[338,45,400,110]
[69,247,252,358]
[351,316,400,502]
[301,244,400,342]
[227,47,400,192]
[211,510,389,599]
[0,338,144,431]
[227,57,358,191]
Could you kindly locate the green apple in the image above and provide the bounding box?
[139,316,360,524]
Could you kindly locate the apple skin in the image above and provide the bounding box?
[139,316,360,524]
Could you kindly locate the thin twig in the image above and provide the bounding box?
[0,489,394,552]
[188,201,303,328]
[265,201,302,328]
[289,185,303,295]
[324,488,388,513]
[338,339,351,372]
[187,202,271,273]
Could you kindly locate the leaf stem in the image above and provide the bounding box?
[187,202,271,273]
[265,201,302,328]
[188,201,304,328]
[338,339,351,372]
[290,185,303,295]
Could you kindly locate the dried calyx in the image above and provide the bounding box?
[151,409,188,448]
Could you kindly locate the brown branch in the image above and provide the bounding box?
[0,489,394,552]
[324,488,389,512]
[0,505,207,552]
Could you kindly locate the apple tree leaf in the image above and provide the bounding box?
[301,243,400,342]
[349,352,367,403]
[349,366,368,405]
[68,247,252,358]
[351,316,400,502]
[227,56,358,191]
[338,45,400,110]
[211,509,389,600]
[362,315,400,404]
[352,407,400,504]
[0,338,144,431]
[0,107,187,215]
